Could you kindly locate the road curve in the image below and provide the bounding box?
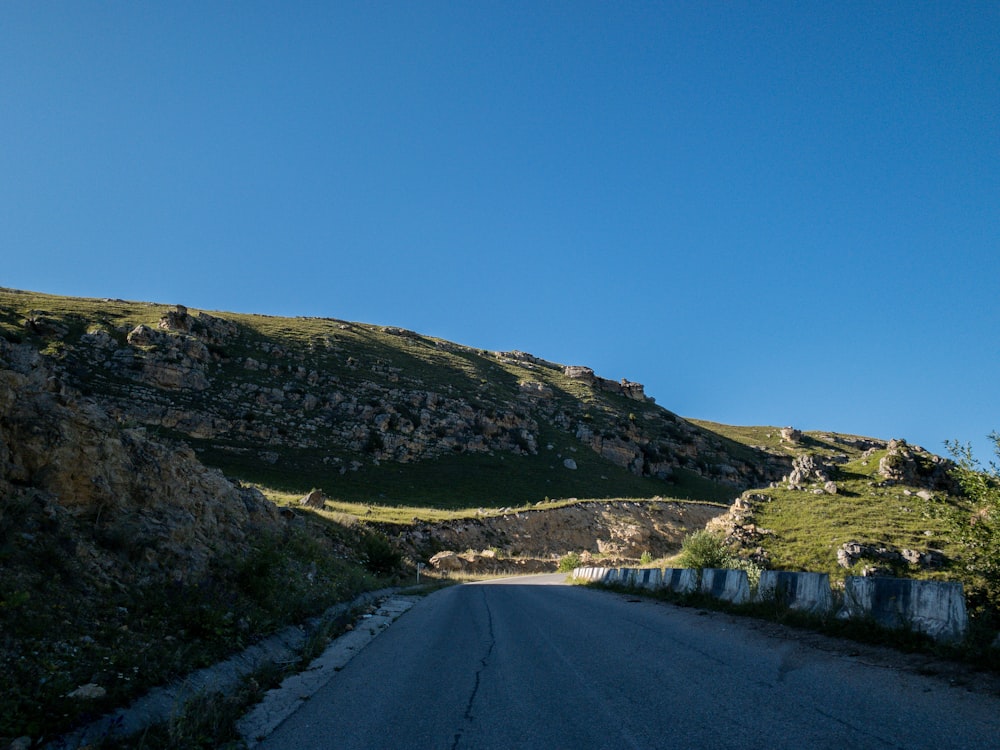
[255,574,1000,749]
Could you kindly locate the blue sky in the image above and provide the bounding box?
[2,2,998,461]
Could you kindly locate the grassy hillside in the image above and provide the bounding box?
[0,287,971,578]
[0,288,982,747]
[0,288,763,506]
[690,420,967,580]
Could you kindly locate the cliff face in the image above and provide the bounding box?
[0,338,281,585]
[387,499,729,561]
[0,290,790,501]
[0,333,372,743]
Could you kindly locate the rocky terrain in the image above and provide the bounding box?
[0,338,283,585]
[386,498,729,574]
[0,322,385,744]
[1,289,790,504]
[0,288,975,746]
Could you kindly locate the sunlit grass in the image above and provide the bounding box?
[260,486,726,525]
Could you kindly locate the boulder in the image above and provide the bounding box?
[428,551,466,572]
[300,489,328,509]
[787,454,828,489]
[780,427,802,443]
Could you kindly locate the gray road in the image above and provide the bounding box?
[257,574,1000,749]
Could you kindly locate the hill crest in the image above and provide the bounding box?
[0,287,793,505]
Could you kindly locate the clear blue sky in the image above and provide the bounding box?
[2,2,998,460]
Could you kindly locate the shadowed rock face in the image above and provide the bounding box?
[1,294,788,493]
[0,340,281,584]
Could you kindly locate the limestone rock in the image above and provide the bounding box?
[428,550,466,571]
[159,305,194,332]
[787,454,829,489]
[0,340,281,583]
[780,426,802,443]
[518,381,554,398]
[836,540,946,571]
[393,500,727,562]
[300,489,328,509]
[878,439,958,492]
[563,366,595,383]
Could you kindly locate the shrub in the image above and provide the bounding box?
[360,531,402,576]
[557,551,582,573]
[943,432,1000,614]
[677,531,764,588]
[677,531,730,569]
[727,556,764,590]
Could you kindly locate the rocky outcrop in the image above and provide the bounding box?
[780,426,802,444]
[836,540,947,575]
[786,454,830,489]
[300,489,329,509]
[384,500,729,562]
[0,340,281,584]
[2,292,791,494]
[705,492,774,564]
[564,366,647,401]
[427,550,555,575]
[878,439,958,492]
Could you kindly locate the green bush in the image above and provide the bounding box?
[943,433,1000,615]
[727,555,764,590]
[557,551,582,573]
[677,531,730,569]
[360,531,402,576]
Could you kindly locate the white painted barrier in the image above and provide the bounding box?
[614,567,661,589]
[755,571,833,615]
[700,568,750,604]
[571,567,605,582]
[632,568,662,589]
[571,566,970,643]
[839,576,968,642]
[661,568,697,594]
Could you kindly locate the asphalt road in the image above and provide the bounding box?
[256,574,1000,749]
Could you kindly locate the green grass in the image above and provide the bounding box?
[196,438,734,509]
[746,456,967,580]
[263,489,727,526]
[0,287,757,508]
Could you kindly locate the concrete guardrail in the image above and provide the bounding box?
[571,565,970,643]
[700,567,750,604]
[839,576,968,642]
[755,571,833,615]
[661,568,698,594]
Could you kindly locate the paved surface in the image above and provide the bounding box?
[238,596,418,745]
[253,574,1000,749]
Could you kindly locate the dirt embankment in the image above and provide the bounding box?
[382,500,730,572]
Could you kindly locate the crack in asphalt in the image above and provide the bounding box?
[451,588,496,750]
